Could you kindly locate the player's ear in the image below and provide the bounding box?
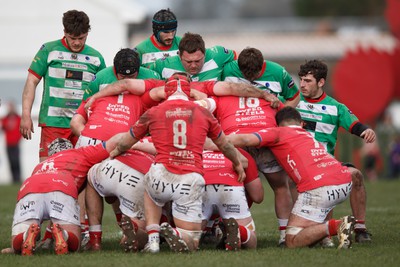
[318,78,325,88]
[301,120,306,128]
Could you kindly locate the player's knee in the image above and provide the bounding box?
[285,226,303,248]
[350,167,365,186]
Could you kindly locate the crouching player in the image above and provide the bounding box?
[228,107,356,249]
[201,148,263,250]
[4,134,125,255]
[85,146,155,252]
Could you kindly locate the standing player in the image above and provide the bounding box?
[134,9,181,68]
[228,107,355,249]
[19,10,106,161]
[109,74,245,253]
[2,134,124,255]
[222,47,300,107]
[149,32,236,81]
[296,59,375,243]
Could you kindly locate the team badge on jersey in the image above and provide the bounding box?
[58,52,64,60]
[71,53,78,60]
[307,104,314,110]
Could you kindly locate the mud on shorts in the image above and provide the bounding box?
[202,184,251,221]
[144,163,205,223]
[88,159,146,220]
[12,192,80,236]
[245,146,283,173]
[291,182,353,223]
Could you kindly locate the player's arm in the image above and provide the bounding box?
[283,93,300,108]
[84,79,147,110]
[212,132,246,182]
[20,72,41,140]
[213,82,280,108]
[351,122,376,143]
[107,131,140,159]
[227,133,261,148]
[70,114,86,137]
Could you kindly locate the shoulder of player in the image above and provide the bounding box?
[138,66,161,79]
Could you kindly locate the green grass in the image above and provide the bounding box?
[1,179,400,267]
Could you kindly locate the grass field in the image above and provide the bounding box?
[1,179,399,267]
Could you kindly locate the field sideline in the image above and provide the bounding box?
[1,179,399,267]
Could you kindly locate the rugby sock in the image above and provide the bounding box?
[278,218,288,242]
[327,219,341,236]
[89,225,102,245]
[42,226,53,241]
[12,233,24,253]
[66,232,79,252]
[146,224,160,244]
[354,220,366,230]
[81,215,89,233]
[115,212,122,227]
[239,225,250,245]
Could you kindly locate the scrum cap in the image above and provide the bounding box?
[114,48,140,75]
[164,73,191,98]
[48,138,73,156]
[152,9,177,42]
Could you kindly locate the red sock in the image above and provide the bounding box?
[328,219,341,236]
[42,227,53,240]
[89,231,102,243]
[66,232,80,252]
[115,213,122,227]
[279,226,287,231]
[239,225,249,244]
[12,233,24,253]
[131,220,139,232]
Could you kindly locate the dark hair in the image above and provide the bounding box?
[298,59,328,82]
[275,106,302,125]
[238,47,264,81]
[152,9,177,42]
[63,10,90,36]
[179,32,205,55]
[114,48,140,75]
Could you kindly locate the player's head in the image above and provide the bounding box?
[179,32,206,75]
[48,138,73,156]
[164,72,191,99]
[275,106,302,127]
[114,48,140,79]
[63,10,91,35]
[238,47,264,82]
[298,59,328,83]
[63,10,90,52]
[152,8,178,45]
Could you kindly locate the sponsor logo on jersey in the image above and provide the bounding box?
[288,79,295,88]
[40,44,46,50]
[347,109,353,114]
[223,47,229,54]
[85,56,90,61]
[66,70,83,80]
[322,105,327,111]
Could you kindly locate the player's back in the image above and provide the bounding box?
[145,99,222,174]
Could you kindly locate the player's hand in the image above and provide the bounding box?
[361,129,376,143]
[234,164,246,183]
[190,89,207,100]
[263,92,280,109]
[84,97,95,111]
[19,116,34,140]
[110,146,122,159]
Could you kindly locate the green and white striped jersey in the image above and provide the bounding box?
[149,46,235,81]
[134,36,182,68]
[83,66,161,100]
[296,93,359,155]
[29,38,106,128]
